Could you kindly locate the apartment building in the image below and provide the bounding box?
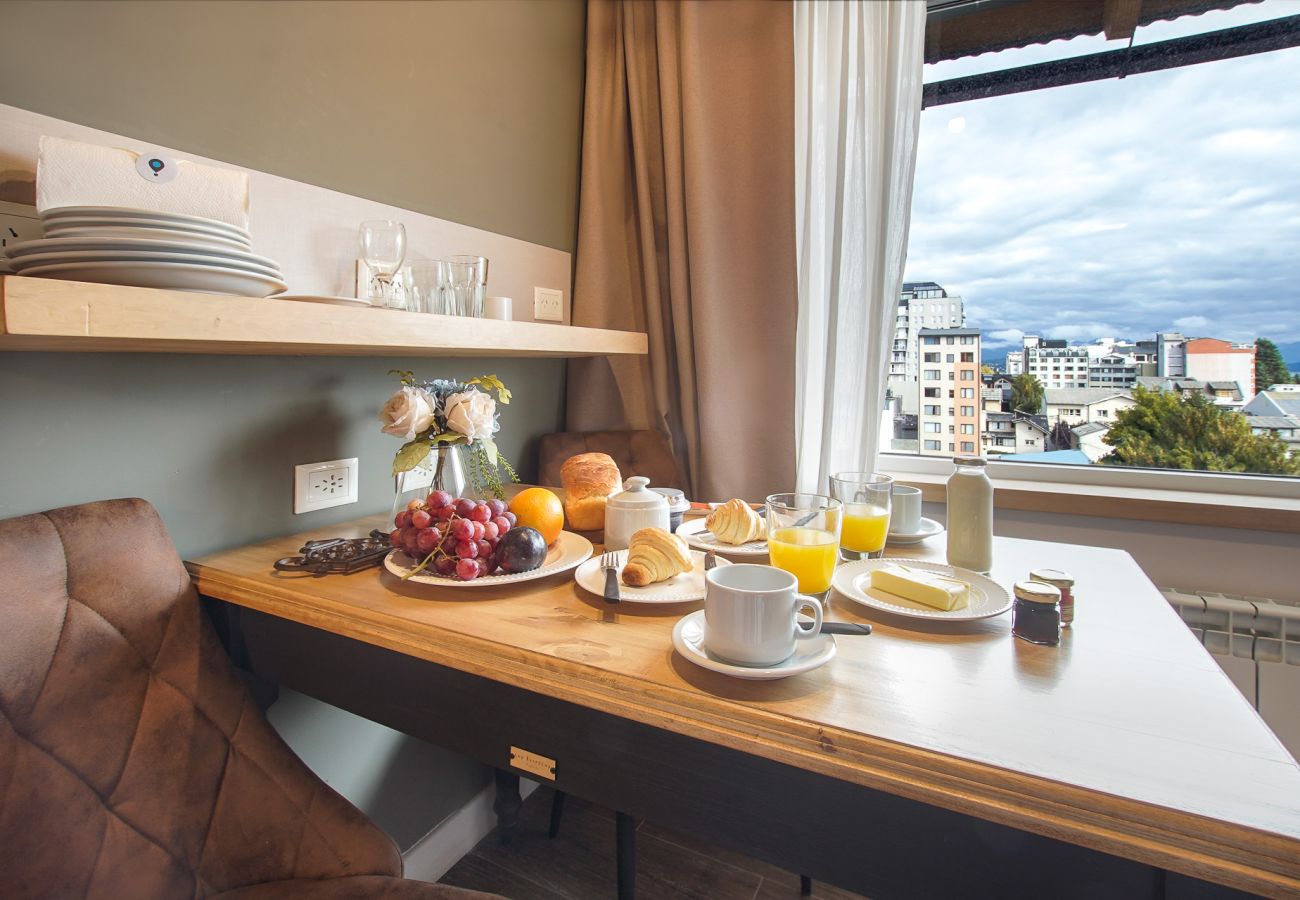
[1044,388,1136,427]
[1088,352,1138,389]
[1157,331,1187,377]
[1025,341,1092,390]
[1185,337,1257,401]
[888,282,965,414]
[917,327,982,457]
[982,411,1049,456]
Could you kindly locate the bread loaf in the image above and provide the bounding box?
[560,452,623,531]
[621,527,693,586]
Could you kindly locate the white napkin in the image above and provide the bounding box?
[36,135,250,229]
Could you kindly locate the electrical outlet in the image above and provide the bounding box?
[294,458,359,514]
[533,287,564,322]
[0,200,42,263]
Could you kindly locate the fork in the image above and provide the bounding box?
[601,551,621,603]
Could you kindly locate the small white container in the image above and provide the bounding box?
[604,476,670,551]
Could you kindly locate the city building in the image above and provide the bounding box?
[1243,416,1300,455]
[1137,376,1245,410]
[1070,421,1114,462]
[916,327,981,458]
[1241,387,1300,419]
[1043,388,1136,427]
[1184,338,1256,401]
[888,282,964,415]
[1004,349,1024,375]
[982,411,1049,456]
[1088,352,1138,389]
[1157,331,1187,377]
[1022,339,1091,390]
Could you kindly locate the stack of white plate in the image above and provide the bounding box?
[3,206,286,297]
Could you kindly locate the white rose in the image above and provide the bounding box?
[444,390,498,441]
[378,386,436,440]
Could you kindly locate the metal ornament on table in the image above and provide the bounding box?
[273,532,392,575]
[391,443,469,520]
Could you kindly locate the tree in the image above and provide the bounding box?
[1256,338,1290,390]
[1048,421,1074,452]
[1102,387,1300,475]
[1010,373,1044,415]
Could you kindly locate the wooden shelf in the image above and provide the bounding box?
[0,275,647,358]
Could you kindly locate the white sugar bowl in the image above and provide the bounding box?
[604,476,670,551]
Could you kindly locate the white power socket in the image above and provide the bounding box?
[294,458,359,514]
[533,287,564,322]
[0,200,42,258]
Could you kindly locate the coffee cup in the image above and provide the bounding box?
[704,564,823,667]
[891,484,923,534]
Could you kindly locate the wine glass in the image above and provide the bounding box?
[359,220,407,308]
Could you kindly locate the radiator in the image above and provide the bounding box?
[1164,588,1300,760]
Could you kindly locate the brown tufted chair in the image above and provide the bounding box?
[0,499,497,900]
[537,429,687,491]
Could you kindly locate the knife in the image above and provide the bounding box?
[819,622,873,636]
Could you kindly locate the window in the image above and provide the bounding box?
[923,422,941,433]
[960,388,975,399]
[961,442,975,453]
[923,369,941,380]
[923,404,940,415]
[945,337,955,345]
[924,439,941,450]
[961,353,975,363]
[924,387,940,398]
[949,425,955,433]
[961,424,974,434]
[948,443,955,452]
[961,405,975,416]
[945,353,955,363]
[923,336,939,345]
[923,352,940,362]
[960,370,974,381]
[1098,409,1109,418]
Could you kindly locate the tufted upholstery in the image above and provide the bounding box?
[538,429,687,492]
[0,499,495,900]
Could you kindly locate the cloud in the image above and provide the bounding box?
[903,26,1300,347]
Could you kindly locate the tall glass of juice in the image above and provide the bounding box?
[829,472,893,561]
[765,493,842,600]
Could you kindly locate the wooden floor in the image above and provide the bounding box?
[439,787,868,900]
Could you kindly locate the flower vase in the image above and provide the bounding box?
[392,444,468,519]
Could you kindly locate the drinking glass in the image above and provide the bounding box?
[442,254,487,317]
[830,472,893,561]
[407,259,445,314]
[359,220,407,307]
[765,493,842,599]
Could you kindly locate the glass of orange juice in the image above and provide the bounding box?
[765,493,842,598]
[829,472,893,561]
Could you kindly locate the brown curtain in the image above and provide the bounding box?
[566,0,797,502]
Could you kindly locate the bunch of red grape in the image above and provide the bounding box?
[389,491,517,581]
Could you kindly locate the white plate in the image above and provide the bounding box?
[886,517,945,546]
[40,223,251,250]
[573,548,727,604]
[832,559,1012,621]
[676,516,768,557]
[40,206,250,239]
[41,216,251,246]
[9,249,283,279]
[17,260,286,297]
[278,294,372,307]
[672,610,836,680]
[383,530,593,588]
[7,236,278,270]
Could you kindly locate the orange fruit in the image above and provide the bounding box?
[509,488,564,546]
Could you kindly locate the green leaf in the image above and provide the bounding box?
[429,432,467,445]
[392,438,433,475]
[480,438,499,467]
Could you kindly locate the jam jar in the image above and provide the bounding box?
[1029,568,1075,626]
[1012,580,1061,646]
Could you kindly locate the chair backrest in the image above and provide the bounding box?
[538,430,687,492]
[0,499,400,897]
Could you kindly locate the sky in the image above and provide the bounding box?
[902,0,1300,357]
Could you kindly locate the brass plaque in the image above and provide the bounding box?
[509,745,557,781]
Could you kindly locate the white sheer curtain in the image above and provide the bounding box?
[793,0,926,494]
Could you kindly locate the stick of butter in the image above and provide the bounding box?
[870,564,970,611]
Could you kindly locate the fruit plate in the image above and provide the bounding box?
[384,531,593,588]
[573,549,728,604]
[675,517,768,557]
[832,558,1012,621]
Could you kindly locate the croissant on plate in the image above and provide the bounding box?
[621,527,693,586]
[706,498,767,545]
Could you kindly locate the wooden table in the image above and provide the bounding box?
[188,515,1300,898]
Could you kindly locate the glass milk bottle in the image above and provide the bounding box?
[946,457,993,573]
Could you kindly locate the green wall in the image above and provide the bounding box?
[0,0,586,853]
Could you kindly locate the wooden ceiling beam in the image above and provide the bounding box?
[1104,0,1145,40]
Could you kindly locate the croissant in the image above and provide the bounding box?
[621,527,693,586]
[706,499,767,545]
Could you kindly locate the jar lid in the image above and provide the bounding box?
[1029,567,1074,587]
[1014,580,1061,604]
[652,487,691,512]
[607,476,669,511]
[953,456,986,467]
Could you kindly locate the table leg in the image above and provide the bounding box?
[616,810,637,900]
[493,768,522,845]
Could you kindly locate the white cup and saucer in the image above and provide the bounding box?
[886,484,944,546]
[672,564,837,680]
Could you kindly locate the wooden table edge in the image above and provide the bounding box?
[188,561,1300,897]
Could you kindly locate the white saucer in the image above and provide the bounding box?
[676,516,768,557]
[886,517,944,545]
[672,610,836,680]
[574,549,726,603]
[278,294,372,307]
[833,558,1011,621]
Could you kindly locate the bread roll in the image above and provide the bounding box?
[621,527,693,586]
[706,498,766,544]
[560,452,622,531]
